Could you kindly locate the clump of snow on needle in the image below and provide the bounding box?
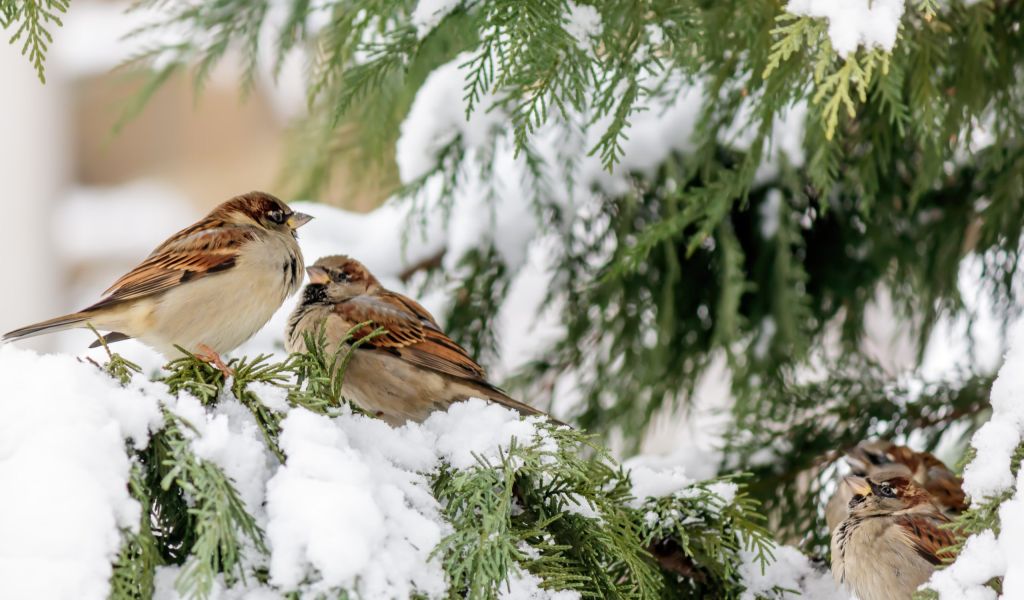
[787,0,905,57]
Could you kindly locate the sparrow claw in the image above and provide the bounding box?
[195,344,233,378]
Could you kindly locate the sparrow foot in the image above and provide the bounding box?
[195,344,233,378]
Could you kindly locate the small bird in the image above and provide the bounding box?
[285,255,552,425]
[848,441,967,515]
[831,475,957,600]
[825,440,967,533]
[4,191,312,373]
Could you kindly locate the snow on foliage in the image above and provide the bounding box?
[786,0,905,56]
[266,408,448,597]
[925,322,1024,599]
[0,346,160,599]
[390,52,804,280]
[0,339,848,599]
[563,1,603,52]
[738,546,847,600]
[411,0,463,39]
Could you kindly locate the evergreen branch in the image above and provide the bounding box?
[158,408,267,599]
[288,320,387,414]
[109,460,161,600]
[1,0,70,83]
[638,475,775,593]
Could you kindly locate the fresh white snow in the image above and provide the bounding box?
[786,0,905,57]
[924,321,1024,599]
[411,0,463,39]
[739,546,846,600]
[0,346,161,600]
[563,1,603,52]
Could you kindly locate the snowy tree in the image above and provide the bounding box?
[5,0,1024,598]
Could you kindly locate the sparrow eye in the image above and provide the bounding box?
[267,210,288,224]
[879,484,896,498]
[332,271,350,283]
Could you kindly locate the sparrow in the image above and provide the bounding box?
[831,475,957,600]
[3,191,312,372]
[825,440,966,533]
[285,255,553,425]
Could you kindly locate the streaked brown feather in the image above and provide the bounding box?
[331,294,488,382]
[87,224,254,310]
[895,513,957,565]
[378,290,442,330]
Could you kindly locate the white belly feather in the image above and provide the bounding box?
[97,232,302,357]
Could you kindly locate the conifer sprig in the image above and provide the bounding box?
[0,0,70,83]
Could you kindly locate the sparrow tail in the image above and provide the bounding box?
[2,312,91,343]
[480,386,568,428]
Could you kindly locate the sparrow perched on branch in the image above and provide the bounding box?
[831,475,957,600]
[285,255,553,425]
[825,440,967,533]
[4,191,312,373]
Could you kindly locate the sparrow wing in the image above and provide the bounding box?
[87,221,253,310]
[377,289,443,330]
[894,513,957,565]
[925,469,968,514]
[332,294,487,381]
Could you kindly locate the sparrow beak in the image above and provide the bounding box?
[306,266,330,284]
[287,212,314,229]
[842,475,872,497]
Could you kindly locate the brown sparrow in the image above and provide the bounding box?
[831,475,957,600]
[825,441,967,533]
[4,191,312,372]
[285,255,552,425]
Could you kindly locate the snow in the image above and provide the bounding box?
[396,53,506,182]
[962,321,1024,501]
[501,570,582,600]
[0,345,161,600]
[423,398,553,469]
[172,392,277,520]
[266,409,448,597]
[924,321,1024,599]
[926,530,1001,600]
[412,0,462,38]
[786,0,905,57]
[739,546,846,600]
[563,2,602,52]
[624,454,695,506]
[261,399,573,597]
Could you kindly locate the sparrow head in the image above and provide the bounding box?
[847,475,934,516]
[215,191,313,236]
[846,440,897,475]
[304,255,380,301]
[845,440,965,513]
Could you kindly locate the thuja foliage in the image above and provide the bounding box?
[0,0,69,82]
[92,332,775,599]
[114,0,1018,441]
